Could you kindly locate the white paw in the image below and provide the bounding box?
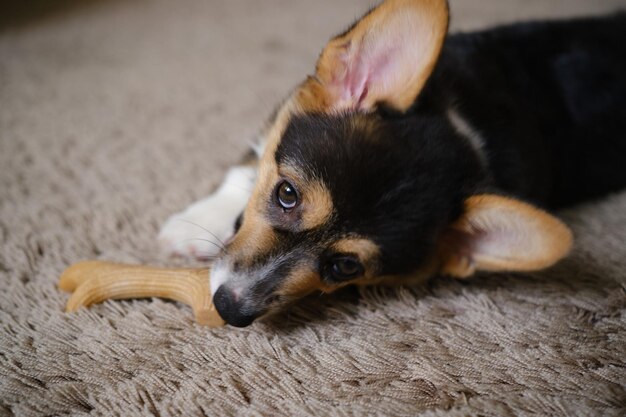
[158,166,255,260]
[158,205,232,260]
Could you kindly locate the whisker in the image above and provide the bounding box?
[181,237,224,252]
[187,252,220,261]
[177,219,227,250]
[222,181,255,193]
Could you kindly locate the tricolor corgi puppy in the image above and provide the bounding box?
[159,0,626,327]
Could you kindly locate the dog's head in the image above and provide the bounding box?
[211,0,573,327]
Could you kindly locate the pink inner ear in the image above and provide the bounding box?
[336,41,369,107]
[336,42,395,109]
[472,227,517,260]
[461,198,573,270]
[444,220,522,267]
[344,56,368,106]
[441,193,573,274]
[357,85,369,106]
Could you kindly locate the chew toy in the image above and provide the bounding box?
[58,261,225,327]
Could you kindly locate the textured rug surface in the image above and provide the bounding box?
[1,0,626,415]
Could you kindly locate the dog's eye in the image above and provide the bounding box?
[329,256,363,280]
[276,181,298,210]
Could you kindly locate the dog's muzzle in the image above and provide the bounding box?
[213,285,263,327]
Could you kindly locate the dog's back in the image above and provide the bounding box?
[419,12,626,208]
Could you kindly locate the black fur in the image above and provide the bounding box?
[420,12,626,207]
[276,113,484,276]
[274,13,626,277]
[216,13,626,327]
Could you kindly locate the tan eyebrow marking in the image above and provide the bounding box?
[277,239,382,298]
[301,180,334,229]
[280,164,334,231]
[225,103,288,265]
[331,237,382,281]
[332,238,380,263]
[224,80,338,268]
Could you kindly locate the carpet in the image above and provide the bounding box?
[1,0,625,415]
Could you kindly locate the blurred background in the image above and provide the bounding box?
[3,0,625,161]
[2,2,626,415]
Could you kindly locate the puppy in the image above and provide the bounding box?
[159,0,626,327]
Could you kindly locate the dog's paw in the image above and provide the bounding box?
[158,196,237,260]
[159,166,255,260]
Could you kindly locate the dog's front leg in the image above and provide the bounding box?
[158,158,257,260]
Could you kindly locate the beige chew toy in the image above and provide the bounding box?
[58,260,225,327]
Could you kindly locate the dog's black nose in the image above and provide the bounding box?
[213,286,258,327]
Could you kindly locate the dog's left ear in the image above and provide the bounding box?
[313,0,449,113]
[439,195,573,278]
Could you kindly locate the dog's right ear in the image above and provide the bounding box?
[309,0,449,113]
[439,195,574,278]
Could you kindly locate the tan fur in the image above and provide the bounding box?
[300,181,334,229]
[227,216,277,267]
[227,90,326,265]
[277,265,337,298]
[314,0,449,112]
[332,238,380,271]
[227,1,571,303]
[226,98,295,264]
[280,164,334,230]
[440,194,574,277]
[226,0,452,291]
[293,77,335,113]
[276,239,381,298]
[226,95,335,264]
[275,0,450,115]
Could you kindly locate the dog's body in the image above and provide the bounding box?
[159,0,626,327]
[430,13,626,208]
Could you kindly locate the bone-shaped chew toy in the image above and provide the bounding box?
[58,261,225,327]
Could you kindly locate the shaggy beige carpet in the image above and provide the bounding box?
[1,0,625,415]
